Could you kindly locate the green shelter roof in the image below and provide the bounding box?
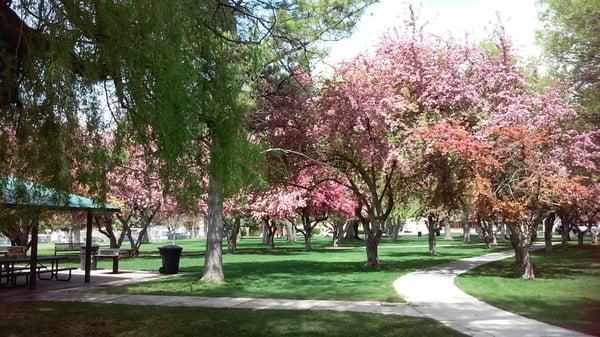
[1,176,119,212]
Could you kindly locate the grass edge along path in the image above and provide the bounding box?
[455,245,600,336]
[0,301,466,337]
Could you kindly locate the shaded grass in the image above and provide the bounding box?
[456,245,600,336]
[106,236,509,302]
[0,301,465,337]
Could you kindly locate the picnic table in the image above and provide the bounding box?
[0,255,74,288]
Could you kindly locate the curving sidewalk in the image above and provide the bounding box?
[393,249,593,337]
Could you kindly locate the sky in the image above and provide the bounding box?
[316,0,545,73]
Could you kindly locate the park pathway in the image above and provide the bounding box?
[393,248,593,337]
[18,290,424,317]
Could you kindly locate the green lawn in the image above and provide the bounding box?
[0,301,465,337]
[104,235,509,302]
[455,245,600,336]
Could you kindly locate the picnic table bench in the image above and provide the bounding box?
[96,248,121,273]
[54,242,83,255]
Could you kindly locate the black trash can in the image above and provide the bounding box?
[417,231,422,237]
[158,245,183,274]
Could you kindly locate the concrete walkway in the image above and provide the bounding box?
[393,249,593,337]
[30,291,424,317]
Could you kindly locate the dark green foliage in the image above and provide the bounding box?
[538,0,600,126]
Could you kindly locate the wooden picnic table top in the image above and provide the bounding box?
[0,255,66,264]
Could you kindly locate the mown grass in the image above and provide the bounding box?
[103,235,509,302]
[455,244,600,336]
[0,301,466,337]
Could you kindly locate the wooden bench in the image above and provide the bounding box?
[96,248,121,273]
[54,242,82,256]
[38,267,75,281]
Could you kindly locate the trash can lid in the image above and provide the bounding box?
[158,245,182,250]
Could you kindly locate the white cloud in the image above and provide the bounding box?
[316,0,543,74]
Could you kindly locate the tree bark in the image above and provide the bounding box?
[333,220,345,247]
[226,217,241,253]
[263,219,276,249]
[443,216,453,240]
[343,219,360,240]
[461,213,470,242]
[261,220,269,245]
[490,222,497,246]
[578,231,585,246]
[560,213,572,246]
[201,170,225,283]
[508,225,524,265]
[427,213,437,255]
[304,230,312,251]
[285,220,296,243]
[365,229,382,266]
[544,213,555,254]
[521,245,535,279]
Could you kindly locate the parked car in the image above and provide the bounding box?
[322,230,334,238]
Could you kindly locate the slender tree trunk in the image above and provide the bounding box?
[500,222,507,241]
[578,231,585,246]
[544,213,555,254]
[227,217,240,253]
[508,225,524,265]
[521,246,535,279]
[443,217,453,240]
[427,214,437,255]
[304,228,312,251]
[391,219,401,241]
[261,219,269,245]
[266,220,276,248]
[201,171,224,283]
[285,220,295,243]
[333,220,345,247]
[462,221,470,242]
[561,214,571,246]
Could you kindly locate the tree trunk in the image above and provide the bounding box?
[544,213,555,254]
[304,228,312,251]
[561,215,571,245]
[521,245,535,280]
[285,220,295,243]
[462,221,470,242]
[344,219,360,240]
[227,217,240,254]
[427,213,437,255]
[201,170,224,283]
[508,226,524,265]
[261,220,269,245]
[499,222,507,241]
[265,219,276,248]
[578,231,585,246]
[391,220,400,240]
[365,229,382,266]
[489,222,497,246]
[443,217,453,240]
[333,220,345,247]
